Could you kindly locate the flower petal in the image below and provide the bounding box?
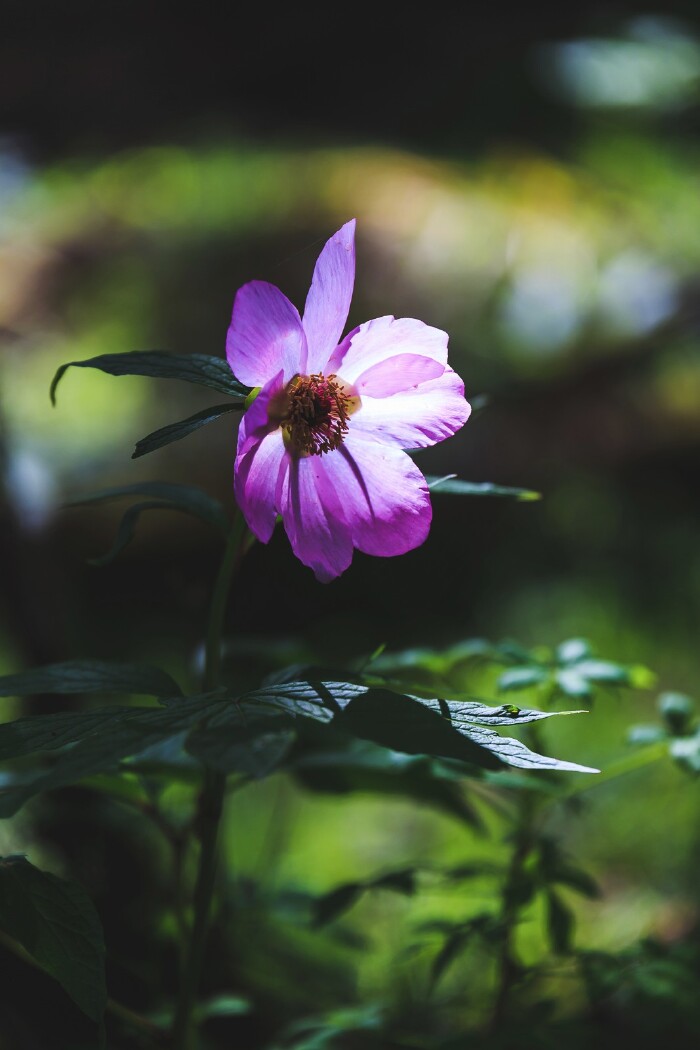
[226,280,307,388]
[303,219,356,374]
[319,435,432,557]
[280,456,354,582]
[328,315,449,386]
[349,367,471,449]
[234,429,288,544]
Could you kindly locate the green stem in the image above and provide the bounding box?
[490,793,536,1032]
[173,514,249,1050]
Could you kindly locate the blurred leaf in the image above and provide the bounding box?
[186,721,296,777]
[429,930,470,991]
[0,660,181,700]
[194,994,252,1021]
[555,639,592,663]
[68,481,229,532]
[0,855,106,1023]
[498,667,550,692]
[554,668,592,698]
[659,692,694,735]
[571,659,631,684]
[670,732,700,773]
[425,475,541,501]
[69,482,229,564]
[628,724,667,744]
[546,890,574,955]
[132,402,243,459]
[50,350,250,405]
[291,738,482,827]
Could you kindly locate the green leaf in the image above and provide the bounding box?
[458,725,599,773]
[425,475,541,501]
[0,693,227,817]
[291,738,482,827]
[50,350,250,405]
[185,721,296,778]
[69,481,229,531]
[497,667,550,692]
[546,890,574,954]
[313,869,416,927]
[335,690,503,769]
[556,638,592,663]
[132,402,244,459]
[0,854,106,1022]
[658,692,694,735]
[237,680,593,773]
[68,482,229,565]
[0,660,182,700]
[555,668,593,698]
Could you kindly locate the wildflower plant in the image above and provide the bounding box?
[0,222,677,1050]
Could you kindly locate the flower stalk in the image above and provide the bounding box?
[173,513,249,1050]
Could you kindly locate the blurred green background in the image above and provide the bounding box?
[1,3,700,1046]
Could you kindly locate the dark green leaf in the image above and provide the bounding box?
[313,869,416,927]
[335,690,503,769]
[50,350,250,405]
[552,864,600,899]
[0,660,182,700]
[291,738,482,827]
[132,402,244,459]
[0,693,228,817]
[546,890,574,954]
[68,481,229,532]
[0,854,106,1021]
[425,475,541,501]
[658,692,694,735]
[185,720,296,777]
[429,932,470,990]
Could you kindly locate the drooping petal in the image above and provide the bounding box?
[234,372,288,543]
[327,315,449,386]
[226,280,307,388]
[349,367,471,449]
[234,428,289,544]
[317,434,432,558]
[302,219,356,374]
[280,456,354,582]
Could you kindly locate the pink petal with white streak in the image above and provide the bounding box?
[327,316,449,386]
[303,219,357,374]
[349,367,470,449]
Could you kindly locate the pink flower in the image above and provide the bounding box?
[227,220,470,581]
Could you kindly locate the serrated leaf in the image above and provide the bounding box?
[0,693,228,816]
[236,681,593,773]
[0,855,106,1022]
[458,725,599,773]
[132,402,243,459]
[425,475,541,501]
[497,667,550,693]
[50,350,250,405]
[0,660,181,700]
[335,690,503,769]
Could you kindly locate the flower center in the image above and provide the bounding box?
[280,373,352,456]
